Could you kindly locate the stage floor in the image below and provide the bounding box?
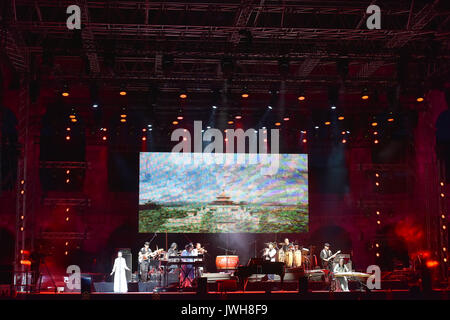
[9,289,450,300]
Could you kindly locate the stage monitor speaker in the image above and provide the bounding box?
[197,277,207,294]
[298,275,308,293]
[114,248,132,282]
[81,275,92,294]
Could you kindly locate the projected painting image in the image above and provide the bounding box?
[139,153,308,233]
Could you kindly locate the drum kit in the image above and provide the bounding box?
[266,242,311,268]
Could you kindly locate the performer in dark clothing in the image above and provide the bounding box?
[138,242,152,282]
[320,243,334,271]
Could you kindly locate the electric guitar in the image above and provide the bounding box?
[322,250,341,268]
[138,248,164,263]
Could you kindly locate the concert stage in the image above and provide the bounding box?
[1,1,449,313]
[11,289,450,301]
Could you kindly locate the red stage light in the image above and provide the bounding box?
[66,136,71,140]
[302,139,307,143]
[102,136,107,141]
[142,137,147,141]
[20,260,31,266]
[426,260,439,268]
[20,250,30,255]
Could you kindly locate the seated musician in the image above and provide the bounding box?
[180,243,195,287]
[138,242,152,282]
[333,258,350,292]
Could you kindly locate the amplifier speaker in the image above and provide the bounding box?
[80,275,92,294]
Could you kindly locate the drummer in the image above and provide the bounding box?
[282,238,293,252]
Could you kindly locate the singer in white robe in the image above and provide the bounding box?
[110,251,131,293]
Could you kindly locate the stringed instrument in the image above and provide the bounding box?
[138,248,164,263]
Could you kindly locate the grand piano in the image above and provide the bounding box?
[234,258,285,291]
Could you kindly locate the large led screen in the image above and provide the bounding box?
[139,153,308,233]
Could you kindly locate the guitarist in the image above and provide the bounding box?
[320,243,341,271]
[139,242,152,282]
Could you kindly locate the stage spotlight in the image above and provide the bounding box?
[302,139,307,143]
[324,121,331,126]
[228,120,234,125]
[177,115,184,120]
[338,116,345,121]
[342,139,347,144]
[119,85,127,96]
[371,122,378,127]
[179,89,187,99]
[331,105,336,110]
[102,136,107,141]
[373,131,378,135]
[66,135,71,140]
[90,82,99,107]
[172,120,179,125]
[212,105,217,109]
[120,118,126,123]
[275,122,281,126]
[61,83,70,97]
[297,88,306,101]
[142,137,147,141]
[374,139,379,144]
[315,126,319,129]
[387,117,394,122]
[241,87,249,99]
[361,88,369,100]
[267,105,273,110]
[235,115,242,120]
[416,86,426,102]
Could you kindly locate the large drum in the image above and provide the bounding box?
[276,249,285,263]
[285,251,294,268]
[216,255,239,270]
[293,250,302,267]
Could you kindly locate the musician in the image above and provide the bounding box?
[138,242,152,282]
[282,238,292,252]
[263,243,277,262]
[193,243,206,276]
[333,258,350,292]
[320,243,333,271]
[264,243,277,281]
[180,243,195,287]
[165,242,179,275]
